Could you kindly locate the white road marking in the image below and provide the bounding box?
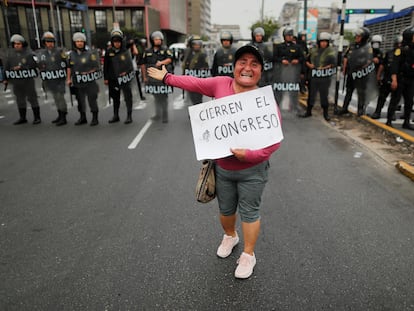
[133,101,147,110]
[128,119,152,150]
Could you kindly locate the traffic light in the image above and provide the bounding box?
[342,8,392,15]
[81,28,85,33]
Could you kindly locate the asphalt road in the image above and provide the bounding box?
[1,81,414,310]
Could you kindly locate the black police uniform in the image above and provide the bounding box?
[371,46,401,121]
[303,43,336,120]
[140,45,173,122]
[390,42,414,129]
[4,46,40,124]
[182,47,210,105]
[252,41,273,87]
[340,42,374,116]
[68,47,102,125]
[273,40,305,112]
[37,46,68,125]
[211,46,236,77]
[104,44,134,124]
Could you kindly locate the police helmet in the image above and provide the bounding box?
[394,35,403,46]
[354,27,370,44]
[72,32,86,42]
[402,25,414,45]
[253,27,265,37]
[191,35,202,48]
[220,31,233,44]
[111,29,124,41]
[150,31,164,46]
[299,30,307,37]
[371,35,382,43]
[318,32,331,42]
[283,27,294,38]
[42,31,56,44]
[10,34,25,44]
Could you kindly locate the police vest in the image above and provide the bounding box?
[401,45,414,78]
[185,51,209,71]
[347,44,373,73]
[142,47,173,94]
[69,49,102,86]
[37,48,67,81]
[310,47,336,78]
[4,48,38,80]
[212,47,236,77]
[254,42,273,72]
[107,48,134,78]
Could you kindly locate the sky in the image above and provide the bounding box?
[210,0,410,38]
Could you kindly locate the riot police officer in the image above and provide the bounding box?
[67,32,102,126]
[140,30,173,123]
[371,35,402,121]
[338,27,374,116]
[211,31,236,77]
[182,35,210,105]
[104,29,136,124]
[390,26,414,130]
[301,32,336,121]
[3,34,41,125]
[251,27,273,87]
[273,27,305,113]
[297,30,309,93]
[37,31,68,126]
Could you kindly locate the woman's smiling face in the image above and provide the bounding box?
[233,53,262,89]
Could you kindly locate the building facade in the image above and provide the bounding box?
[0,0,190,50]
[364,6,414,51]
[187,0,210,38]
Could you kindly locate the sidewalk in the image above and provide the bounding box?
[299,94,414,182]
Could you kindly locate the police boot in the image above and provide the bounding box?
[109,105,120,123]
[323,107,330,121]
[75,112,87,125]
[337,101,350,115]
[300,105,312,118]
[32,107,41,125]
[108,115,120,123]
[161,104,168,123]
[124,111,133,124]
[52,111,61,123]
[56,111,67,126]
[90,112,99,126]
[357,103,365,117]
[402,118,414,130]
[370,107,382,119]
[14,108,28,125]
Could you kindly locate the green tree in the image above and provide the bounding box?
[250,17,280,41]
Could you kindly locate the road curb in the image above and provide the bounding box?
[298,97,414,181]
[395,161,414,181]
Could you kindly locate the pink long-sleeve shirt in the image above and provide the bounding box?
[164,73,282,170]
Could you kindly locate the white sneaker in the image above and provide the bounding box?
[235,252,256,279]
[216,233,239,258]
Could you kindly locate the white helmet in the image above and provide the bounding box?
[318,32,331,42]
[72,32,86,42]
[371,35,382,43]
[10,34,25,44]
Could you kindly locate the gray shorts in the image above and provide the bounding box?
[215,161,270,223]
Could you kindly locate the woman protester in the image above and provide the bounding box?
[147,44,282,279]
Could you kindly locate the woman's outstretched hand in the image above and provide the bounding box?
[147,65,168,81]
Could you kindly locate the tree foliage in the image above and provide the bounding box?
[250,17,280,41]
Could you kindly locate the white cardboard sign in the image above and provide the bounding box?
[188,85,284,160]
